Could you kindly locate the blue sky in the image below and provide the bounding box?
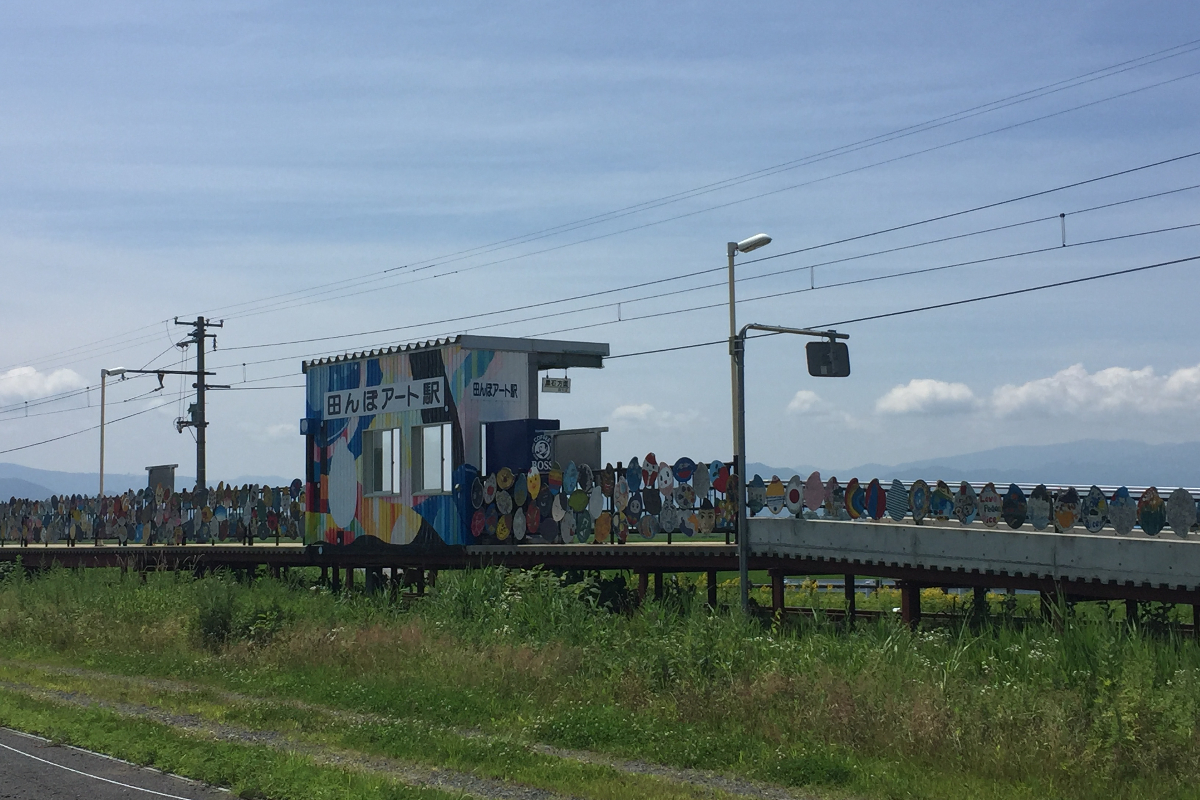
[1,1,1199,480]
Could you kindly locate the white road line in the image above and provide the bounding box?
[0,738,198,799]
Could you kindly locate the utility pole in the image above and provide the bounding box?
[174,316,224,491]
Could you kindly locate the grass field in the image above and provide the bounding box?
[0,562,1198,799]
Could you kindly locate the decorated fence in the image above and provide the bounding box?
[747,472,1200,538]
[464,454,739,544]
[0,480,305,546]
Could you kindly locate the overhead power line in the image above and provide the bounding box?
[192,38,1200,323]
[605,254,1200,361]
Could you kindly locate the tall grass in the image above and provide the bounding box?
[1,564,1198,798]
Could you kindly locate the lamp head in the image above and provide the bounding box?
[102,368,127,377]
[736,233,772,254]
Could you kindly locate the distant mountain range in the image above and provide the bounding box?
[749,439,1200,488]
[4,439,1198,499]
[0,463,295,500]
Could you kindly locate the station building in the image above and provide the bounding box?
[301,335,607,547]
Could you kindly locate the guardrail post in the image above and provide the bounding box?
[1126,597,1139,627]
[771,570,785,613]
[637,571,648,602]
[844,574,855,625]
[653,571,663,601]
[900,581,921,628]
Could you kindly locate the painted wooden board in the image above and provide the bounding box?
[1002,484,1027,529]
[539,515,558,543]
[641,454,657,488]
[673,457,697,483]
[513,508,527,541]
[1054,487,1080,533]
[656,463,675,495]
[626,458,642,492]
[575,512,593,542]
[673,482,696,510]
[598,466,614,498]
[551,493,567,522]
[615,513,628,544]
[588,486,604,519]
[495,490,513,516]
[497,467,515,491]
[748,475,767,515]
[1028,484,1052,531]
[548,463,563,495]
[693,464,710,499]
[638,513,658,539]
[526,505,542,535]
[1080,485,1108,533]
[535,486,553,517]
[713,463,730,495]
[563,462,578,494]
[1106,487,1135,535]
[470,477,485,509]
[659,500,680,533]
[1138,487,1166,536]
[886,479,908,522]
[698,499,716,534]
[863,478,885,520]
[1166,488,1196,538]
[642,487,662,515]
[614,477,630,512]
[908,479,930,523]
[930,481,954,521]
[496,513,511,542]
[626,492,643,518]
[577,463,594,492]
[560,510,576,543]
[483,474,498,505]
[785,475,805,517]
[979,482,1002,528]
[804,471,823,512]
[681,510,699,537]
[484,507,498,539]
[845,478,865,520]
[766,477,786,514]
[593,511,611,543]
[568,488,589,513]
[953,482,978,525]
[513,473,529,508]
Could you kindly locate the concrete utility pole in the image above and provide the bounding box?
[174,316,224,491]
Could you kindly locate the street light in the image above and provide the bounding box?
[99,367,126,501]
[731,323,850,614]
[727,234,772,450]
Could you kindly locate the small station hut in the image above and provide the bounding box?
[301,335,608,548]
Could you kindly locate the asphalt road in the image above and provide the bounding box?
[0,727,226,799]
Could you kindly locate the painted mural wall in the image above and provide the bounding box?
[304,343,531,547]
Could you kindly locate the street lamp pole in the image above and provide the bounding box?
[99,367,127,499]
[734,323,850,614]
[726,234,772,607]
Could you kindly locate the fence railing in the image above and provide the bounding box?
[0,480,305,546]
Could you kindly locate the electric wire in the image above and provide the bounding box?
[190,38,1200,322]
[214,65,1200,323]
[604,253,1200,360]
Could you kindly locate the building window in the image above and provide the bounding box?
[364,429,401,495]
[412,422,452,494]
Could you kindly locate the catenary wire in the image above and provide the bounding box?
[190,39,1200,322]
[214,66,1200,323]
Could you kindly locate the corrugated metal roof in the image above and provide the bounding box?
[302,334,608,372]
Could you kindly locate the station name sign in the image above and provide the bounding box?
[541,376,571,394]
[323,379,445,420]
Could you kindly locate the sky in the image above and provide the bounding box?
[1,1,1199,483]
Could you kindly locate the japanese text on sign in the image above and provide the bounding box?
[323,379,444,420]
[471,381,519,400]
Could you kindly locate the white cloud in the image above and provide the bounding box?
[610,403,701,429]
[786,390,822,415]
[875,379,978,415]
[0,366,86,402]
[992,363,1200,417]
